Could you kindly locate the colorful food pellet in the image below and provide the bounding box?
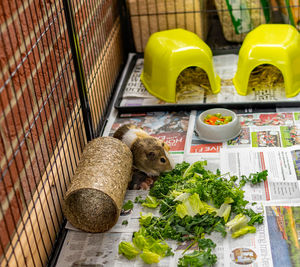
[203,113,232,125]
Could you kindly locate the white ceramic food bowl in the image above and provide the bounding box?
[195,108,242,142]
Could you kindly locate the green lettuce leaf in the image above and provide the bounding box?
[142,196,160,208]
[139,212,153,227]
[150,241,172,257]
[178,249,217,267]
[118,241,139,260]
[224,197,234,204]
[183,161,207,179]
[176,204,188,219]
[199,202,217,215]
[216,203,231,222]
[176,193,201,218]
[231,225,256,238]
[176,193,216,219]
[174,192,191,202]
[122,200,133,211]
[140,250,161,264]
[226,213,248,232]
[133,227,173,258]
[132,232,148,251]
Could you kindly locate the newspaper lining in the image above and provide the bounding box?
[56,50,300,267]
[56,109,300,266]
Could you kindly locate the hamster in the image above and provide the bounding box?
[113,124,175,176]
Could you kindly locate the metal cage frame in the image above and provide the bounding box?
[0,0,300,266]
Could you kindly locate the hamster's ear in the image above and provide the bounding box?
[147,151,156,160]
[162,142,170,152]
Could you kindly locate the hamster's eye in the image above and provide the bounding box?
[161,142,165,147]
[160,157,166,163]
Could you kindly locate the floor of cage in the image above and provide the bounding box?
[50,103,300,266]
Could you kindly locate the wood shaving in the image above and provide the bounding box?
[176,67,211,102]
[248,65,284,90]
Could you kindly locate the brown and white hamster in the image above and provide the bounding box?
[113,124,174,176]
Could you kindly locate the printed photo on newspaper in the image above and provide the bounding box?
[108,111,190,154]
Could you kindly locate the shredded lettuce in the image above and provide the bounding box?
[226,213,248,232]
[139,250,161,264]
[176,193,201,218]
[231,225,256,238]
[142,196,159,209]
[174,192,191,202]
[183,161,207,179]
[133,228,173,263]
[118,242,139,260]
[119,227,173,264]
[139,212,153,227]
[132,232,148,251]
[199,201,217,215]
[216,203,231,222]
[176,193,216,218]
[178,249,217,267]
[119,161,267,266]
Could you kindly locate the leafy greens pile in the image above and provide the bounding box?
[119,161,267,266]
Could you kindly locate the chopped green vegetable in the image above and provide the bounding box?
[134,195,145,204]
[224,197,234,204]
[149,242,171,257]
[142,195,160,209]
[178,249,217,267]
[226,213,248,232]
[122,220,128,225]
[240,170,268,186]
[213,221,227,238]
[197,238,216,250]
[216,203,231,222]
[119,161,267,265]
[139,212,153,227]
[245,208,264,225]
[118,242,139,260]
[132,230,148,250]
[174,192,191,202]
[231,226,256,238]
[176,193,202,218]
[199,201,217,215]
[122,200,133,211]
[131,227,173,264]
[183,161,207,179]
[175,193,216,218]
[176,204,189,219]
[140,250,161,264]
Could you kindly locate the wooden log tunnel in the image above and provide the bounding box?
[63,136,133,232]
